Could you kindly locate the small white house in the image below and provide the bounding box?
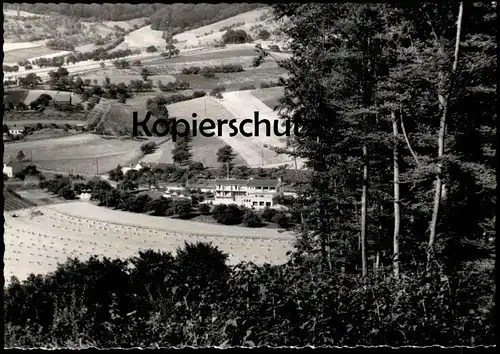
[3,160,23,178]
[7,124,25,136]
[121,163,142,175]
[9,128,24,135]
[121,161,174,175]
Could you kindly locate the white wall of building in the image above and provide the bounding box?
[9,129,24,135]
[3,166,15,178]
[213,181,279,210]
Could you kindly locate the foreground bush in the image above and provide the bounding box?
[4,244,495,348]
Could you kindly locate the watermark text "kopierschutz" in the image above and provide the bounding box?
[133,111,303,142]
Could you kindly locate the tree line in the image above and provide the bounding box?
[13,48,139,70]
[7,3,262,25]
[181,64,244,78]
[254,1,496,277]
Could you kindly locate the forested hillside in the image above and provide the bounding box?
[4,3,263,31]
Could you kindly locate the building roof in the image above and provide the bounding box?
[214,179,250,186]
[4,160,22,167]
[214,178,279,187]
[248,179,279,188]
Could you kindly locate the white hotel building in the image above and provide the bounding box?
[213,178,288,210]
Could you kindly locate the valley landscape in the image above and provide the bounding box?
[2,2,495,349]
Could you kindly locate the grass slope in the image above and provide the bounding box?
[3,188,38,211]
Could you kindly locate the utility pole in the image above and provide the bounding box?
[96,156,99,175]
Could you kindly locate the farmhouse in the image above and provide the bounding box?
[121,163,142,175]
[3,160,23,178]
[8,125,25,136]
[121,161,175,175]
[213,178,285,210]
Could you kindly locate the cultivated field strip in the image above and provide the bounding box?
[213,92,292,166]
[3,189,37,211]
[48,202,294,239]
[3,133,145,174]
[4,204,294,282]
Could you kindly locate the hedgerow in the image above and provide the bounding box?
[4,245,495,347]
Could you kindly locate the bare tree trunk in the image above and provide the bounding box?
[392,110,401,278]
[427,2,463,270]
[292,141,305,224]
[361,145,368,277]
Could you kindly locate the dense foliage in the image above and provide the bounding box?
[4,244,495,347]
[222,29,253,44]
[7,3,263,30]
[158,80,191,92]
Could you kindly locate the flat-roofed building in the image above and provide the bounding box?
[213,178,285,209]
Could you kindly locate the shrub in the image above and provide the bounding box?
[243,210,264,227]
[210,86,226,99]
[59,186,76,200]
[261,207,277,222]
[171,199,192,218]
[239,84,256,91]
[159,80,191,92]
[272,212,291,228]
[146,45,158,53]
[202,71,215,79]
[269,44,281,52]
[117,180,138,192]
[257,29,271,40]
[46,39,75,51]
[260,80,283,89]
[181,66,201,75]
[222,29,253,44]
[192,90,206,98]
[212,204,227,220]
[198,203,211,215]
[215,204,244,225]
[14,172,26,181]
[2,247,495,347]
[129,194,152,213]
[73,182,86,195]
[145,197,171,216]
[140,141,157,155]
[23,165,39,176]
